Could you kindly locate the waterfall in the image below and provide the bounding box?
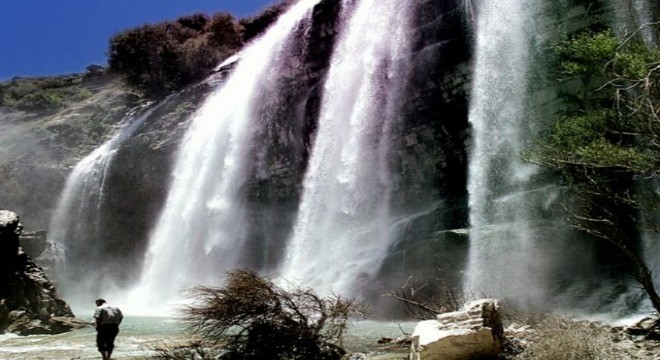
[464,0,553,304]
[610,0,659,46]
[636,0,660,308]
[48,101,162,310]
[611,0,660,307]
[125,0,322,314]
[279,0,413,296]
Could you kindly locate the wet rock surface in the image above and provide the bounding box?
[0,210,86,335]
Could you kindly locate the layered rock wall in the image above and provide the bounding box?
[0,210,84,335]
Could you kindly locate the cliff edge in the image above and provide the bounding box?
[0,210,86,335]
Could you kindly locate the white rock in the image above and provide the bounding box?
[409,299,504,360]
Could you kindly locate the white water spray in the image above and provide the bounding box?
[464,0,551,303]
[48,102,162,310]
[610,0,658,46]
[279,0,413,295]
[615,0,660,306]
[125,0,322,314]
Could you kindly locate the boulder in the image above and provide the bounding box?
[0,210,86,335]
[48,316,90,334]
[410,299,504,360]
[19,230,48,258]
[6,310,51,335]
[625,316,660,340]
[0,210,22,263]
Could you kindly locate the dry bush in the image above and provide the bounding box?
[511,317,621,360]
[384,271,465,319]
[152,340,213,360]
[180,269,368,360]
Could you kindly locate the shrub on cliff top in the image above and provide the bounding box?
[0,76,92,111]
[106,1,299,98]
[107,13,241,98]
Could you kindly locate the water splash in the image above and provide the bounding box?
[48,101,163,310]
[464,0,550,303]
[279,0,414,296]
[125,0,322,314]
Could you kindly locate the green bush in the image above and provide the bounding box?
[0,76,91,111]
[535,28,660,174]
[15,91,62,109]
[528,25,660,314]
[554,29,618,77]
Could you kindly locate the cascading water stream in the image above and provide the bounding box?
[635,0,660,306]
[633,0,658,46]
[611,0,660,304]
[611,0,659,46]
[464,0,550,303]
[125,0,322,314]
[47,101,162,309]
[279,0,413,296]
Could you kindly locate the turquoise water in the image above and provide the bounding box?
[0,318,414,359]
[0,317,187,360]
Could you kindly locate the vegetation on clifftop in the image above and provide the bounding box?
[107,1,292,98]
[0,75,94,111]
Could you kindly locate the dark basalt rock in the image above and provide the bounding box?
[0,210,86,335]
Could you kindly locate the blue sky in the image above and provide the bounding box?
[0,0,277,80]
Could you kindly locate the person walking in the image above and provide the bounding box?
[93,298,124,360]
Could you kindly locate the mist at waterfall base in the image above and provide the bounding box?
[47,102,164,312]
[45,0,659,321]
[465,0,657,317]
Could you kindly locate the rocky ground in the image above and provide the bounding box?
[350,315,660,360]
[501,315,660,360]
[0,210,85,335]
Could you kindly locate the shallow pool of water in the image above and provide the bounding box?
[0,317,415,359]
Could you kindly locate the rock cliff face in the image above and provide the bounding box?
[65,81,215,291]
[0,0,649,315]
[0,0,480,311]
[0,210,85,335]
[0,74,132,229]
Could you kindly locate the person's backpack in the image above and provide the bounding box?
[102,306,124,325]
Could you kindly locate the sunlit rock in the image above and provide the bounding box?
[409,298,504,360]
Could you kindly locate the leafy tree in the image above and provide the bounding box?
[528,26,660,313]
[208,13,243,49]
[176,35,223,83]
[181,269,367,360]
[177,13,210,33]
[107,14,241,98]
[0,76,91,111]
[108,23,181,97]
